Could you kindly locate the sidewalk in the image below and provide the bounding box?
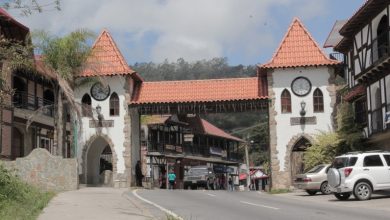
[39,187,154,220]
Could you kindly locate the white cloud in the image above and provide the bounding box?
[8,0,331,65]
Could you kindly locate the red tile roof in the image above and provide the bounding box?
[186,116,243,142]
[131,77,267,104]
[34,55,57,79]
[344,85,366,102]
[261,18,339,69]
[0,8,29,32]
[79,29,137,77]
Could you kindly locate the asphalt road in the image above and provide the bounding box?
[134,189,390,220]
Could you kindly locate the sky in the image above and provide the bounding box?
[5,0,365,66]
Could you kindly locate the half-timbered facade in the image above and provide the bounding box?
[0,9,66,160]
[141,114,242,189]
[331,0,390,149]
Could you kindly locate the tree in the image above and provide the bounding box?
[34,29,94,157]
[1,0,61,16]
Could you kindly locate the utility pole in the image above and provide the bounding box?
[245,141,251,191]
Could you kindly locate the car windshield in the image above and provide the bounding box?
[332,157,358,169]
[306,165,325,173]
[187,168,208,175]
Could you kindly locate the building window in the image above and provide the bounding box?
[281,89,291,113]
[355,97,367,125]
[313,88,324,112]
[109,92,119,116]
[81,94,92,117]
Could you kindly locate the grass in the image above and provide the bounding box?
[0,164,55,220]
[269,188,292,194]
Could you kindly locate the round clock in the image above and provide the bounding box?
[90,82,110,101]
[291,77,311,96]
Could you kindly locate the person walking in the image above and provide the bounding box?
[168,170,176,190]
[135,160,144,187]
[228,177,233,191]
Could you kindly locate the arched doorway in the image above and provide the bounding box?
[12,127,24,159]
[84,136,114,186]
[377,15,389,59]
[290,137,311,183]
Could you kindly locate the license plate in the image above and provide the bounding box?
[298,184,302,189]
[192,180,196,184]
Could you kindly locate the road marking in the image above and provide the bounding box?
[240,201,279,210]
[206,193,217,197]
[132,189,183,220]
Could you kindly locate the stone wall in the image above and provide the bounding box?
[1,148,78,192]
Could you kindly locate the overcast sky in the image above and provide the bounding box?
[6,0,364,66]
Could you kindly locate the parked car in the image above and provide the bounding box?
[184,166,215,190]
[294,164,331,195]
[327,151,390,201]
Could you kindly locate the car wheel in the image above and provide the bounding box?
[306,190,317,195]
[334,193,351,201]
[353,182,372,201]
[320,181,332,195]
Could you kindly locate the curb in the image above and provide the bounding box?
[132,189,183,220]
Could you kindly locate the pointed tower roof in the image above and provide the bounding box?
[261,18,339,69]
[79,29,137,77]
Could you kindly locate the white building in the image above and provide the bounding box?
[74,30,143,187]
[259,18,340,189]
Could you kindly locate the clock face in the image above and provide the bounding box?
[90,82,110,101]
[291,77,311,97]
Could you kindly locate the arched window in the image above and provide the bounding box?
[313,88,324,112]
[281,89,291,113]
[109,92,119,116]
[377,15,389,59]
[81,94,92,117]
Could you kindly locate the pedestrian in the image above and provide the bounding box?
[228,177,233,191]
[168,169,176,190]
[135,160,144,187]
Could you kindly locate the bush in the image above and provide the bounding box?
[304,132,340,170]
[0,164,54,220]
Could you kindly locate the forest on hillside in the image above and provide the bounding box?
[132,58,269,166]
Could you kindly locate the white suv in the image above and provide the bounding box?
[327,151,390,201]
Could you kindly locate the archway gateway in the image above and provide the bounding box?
[290,137,311,184]
[130,77,269,188]
[81,135,117,186]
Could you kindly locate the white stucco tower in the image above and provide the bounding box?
[74,30,143,187]
[259,18,340,189]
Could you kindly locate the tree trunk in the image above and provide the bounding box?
[56,91,64,157]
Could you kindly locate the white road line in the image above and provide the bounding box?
[240,201,279,210]
[132,189,183,220]
[206,193,217,197]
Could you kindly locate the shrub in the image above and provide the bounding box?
[0,164,54,220]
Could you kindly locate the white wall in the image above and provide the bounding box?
[75,76,130,174]
[272,66,334,171]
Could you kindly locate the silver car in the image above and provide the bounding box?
[294,164,331,195]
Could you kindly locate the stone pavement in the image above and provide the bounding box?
[38,187,156,220]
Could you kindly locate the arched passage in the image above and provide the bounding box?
[290,136,311,182]
[82,135,116,186]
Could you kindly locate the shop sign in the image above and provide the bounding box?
[184,134,194,142]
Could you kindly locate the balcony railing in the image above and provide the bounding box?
[330,52,345,64]
[371,108,383,134]
[13,91,54,117]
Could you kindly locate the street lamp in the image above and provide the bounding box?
[300,101,306,117]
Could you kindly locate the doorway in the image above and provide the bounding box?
[290,137,311,183]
